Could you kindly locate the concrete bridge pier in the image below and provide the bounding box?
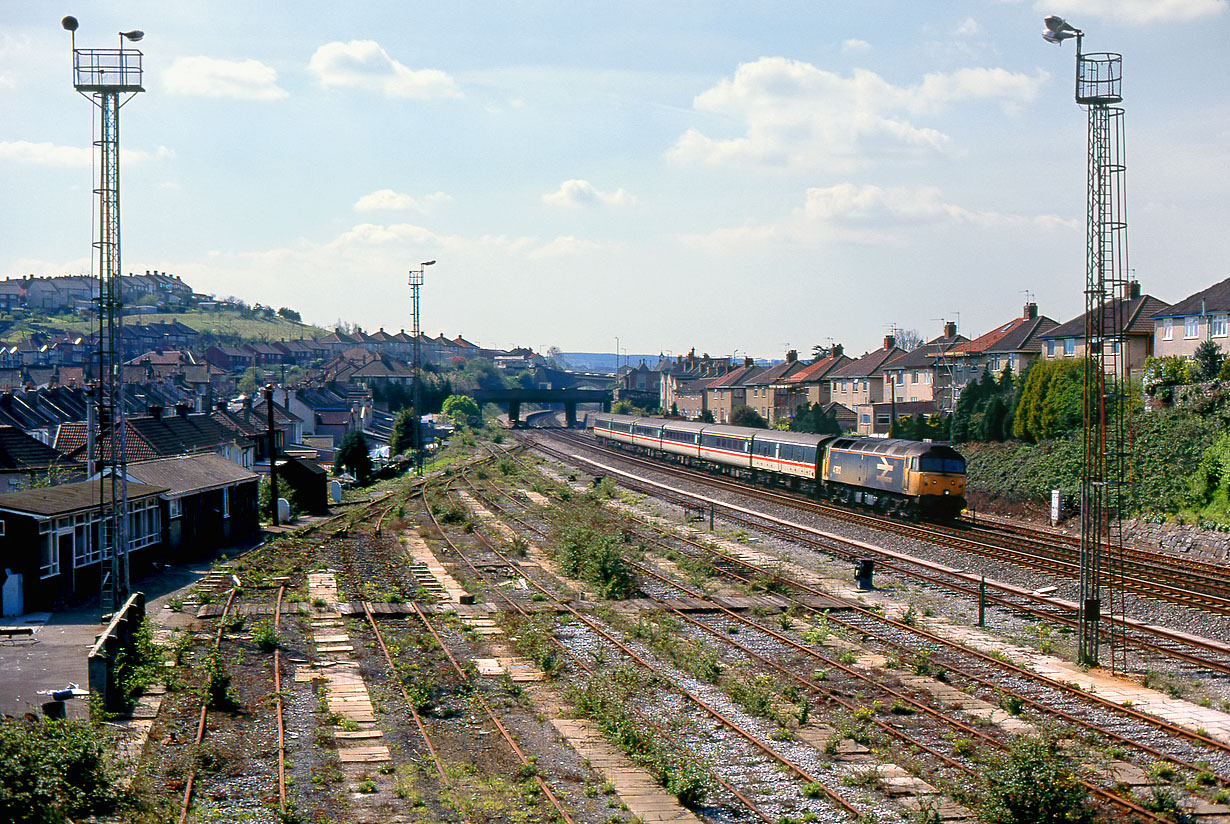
[508,401,521,425]
[565,402,576,427]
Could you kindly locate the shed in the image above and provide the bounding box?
[275,457,328,515]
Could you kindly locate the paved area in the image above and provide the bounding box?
[0,551,234,720]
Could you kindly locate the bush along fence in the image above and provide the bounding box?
[87,592,146,714]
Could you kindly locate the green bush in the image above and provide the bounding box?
[0,717,131,822]
[978,735,1094,824]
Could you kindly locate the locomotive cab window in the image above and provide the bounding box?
[919,456,965,474]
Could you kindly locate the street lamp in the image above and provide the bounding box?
[409,260,435,476]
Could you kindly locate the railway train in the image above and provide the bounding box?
[590,413,967,520]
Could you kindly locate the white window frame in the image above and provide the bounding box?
[39,522,57,578]
[1046,340,1055,357]
[1185,316,1200,339]
[222,487,231,519]
[1162,317,1173,340]
[1214,315,1228,338]
[1064,338,1075,356]
[169,497,182,519]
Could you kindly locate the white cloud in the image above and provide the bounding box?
[1040,0,1226,24]
[954,17,981,36]
[669,57,1047,172]
[163,57,288,100]
[308,40,462,99]
[353,189,452,213]
[0,73,14,91]
[541,179,636,209]
[0,140,173,167]
[681,184,1075,249]
[529,235,619,259]
[841,39,871,53]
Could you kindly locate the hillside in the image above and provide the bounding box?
[1,307,327,345]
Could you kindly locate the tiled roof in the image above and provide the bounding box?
[706,364,762,388]
[1041,295,1170,339]
[55,413,243,462]
[829,347,904,379]
[745,361,803,386]
[124,453,257,496]
[782,354,853,384]
[1152,276,1230,319]
[0,426,77,471]
[887,333,966,370]
[0,480,164,517]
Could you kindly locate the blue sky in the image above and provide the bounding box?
[2,1,1228,359]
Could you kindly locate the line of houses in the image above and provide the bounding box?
[642,276,1230,436]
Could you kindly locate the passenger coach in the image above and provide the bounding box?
[589,413,966,520]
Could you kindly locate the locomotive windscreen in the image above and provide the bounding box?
[919,456,965,474]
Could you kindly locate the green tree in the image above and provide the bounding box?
[729,405,768,428]
[237,366,263,396]
[389,408,420,456]
[1194,339,1224,382]
[441,394,481,426]
[699,409,715,423]
[276,306,301,322]
[333,430,372,481]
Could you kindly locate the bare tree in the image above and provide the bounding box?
[894,328,924,352]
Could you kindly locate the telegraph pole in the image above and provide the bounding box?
[408,261,435,475]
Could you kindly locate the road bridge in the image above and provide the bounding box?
[470,388,611,426]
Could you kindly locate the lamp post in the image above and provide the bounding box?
[409,260,435,476]
[1043,14,1129,671]
[64,15,144,612]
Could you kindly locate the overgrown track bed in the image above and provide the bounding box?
[455,462,1190,821]
[527,430,1230,679]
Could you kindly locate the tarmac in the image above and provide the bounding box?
[0,558,215,721]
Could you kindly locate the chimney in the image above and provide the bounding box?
[744,356,754,368]
[1124,280,1141,300]
[216,400,228,411]
[149,404,163,421]
[786,349,797,363]
[1023,302,1038,320]
[832,343,843,357]
[175,402,190,418]
[884,335,896,350]
[242,395,253,412]
[944,321,957,338]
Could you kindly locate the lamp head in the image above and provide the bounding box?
[120,29,144,42]
[1041,15,1080,44]
[421,260,436,267]
[61,16,79,32]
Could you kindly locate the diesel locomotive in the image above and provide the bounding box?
[590,413,966,520]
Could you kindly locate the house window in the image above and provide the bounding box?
[1047,340,1055,357]
[1215,315,1228,337]
[40,524,57,578]
[1186,316,1199,338]
[169,498,182,519]
[1162,318,1173,340]
[1064,339,1075,355]
[912,371,918,384]
[222,488,231,519]
[859,413,870,424]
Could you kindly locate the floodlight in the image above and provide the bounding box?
[1041,15,1080,44]
[61,16,79,31]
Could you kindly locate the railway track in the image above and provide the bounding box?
[455,460,1185,822]
[526,428,1230,676]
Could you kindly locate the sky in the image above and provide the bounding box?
[2,1,1228,360]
